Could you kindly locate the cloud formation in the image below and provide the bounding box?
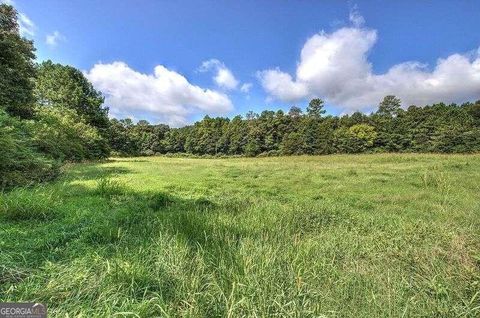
[199,59,239,90]
[86,62,233,126]
[348,5,365,27]
[45,30,65,47]
[258,16,480,112]
[18,12,35,37]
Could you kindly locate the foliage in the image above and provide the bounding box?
[0,109,58,189]
[0,4,36,118]
[34,60,109,131]
[0,5,110,188]
[280,131,305,155]
[306,98,326,118]
[377,95,402,117]
[109,98,480,157]
[345,123,377,153]
[31,106,109,161]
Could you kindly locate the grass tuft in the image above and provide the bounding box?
[0,187,59,221]
[95,176,125,197]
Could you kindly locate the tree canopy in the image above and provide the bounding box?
[0,4,36,118]
[107,98,480,157]
[34,60,109,130]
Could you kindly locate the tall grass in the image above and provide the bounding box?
[0,154,479,317]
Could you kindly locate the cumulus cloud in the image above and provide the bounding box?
[258,14,480,112]
[85,62,233,126]
[45,31,65,47]
[199,59,239,90]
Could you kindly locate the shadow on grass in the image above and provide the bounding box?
[0,170,247,302]
[62,165,133,182]
[110,159,150,163]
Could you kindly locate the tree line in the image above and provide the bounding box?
[1,3,480,189]
[110,96,480,157]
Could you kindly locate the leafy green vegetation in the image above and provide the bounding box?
[108,97,480,157]
[31,106,109,161]
[1,154,479,317]
[1,4,110,189]
[0,109,59,189]
[0,4,36,119]
[34,60,109,132]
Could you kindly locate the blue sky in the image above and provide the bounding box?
[6,0,480,126]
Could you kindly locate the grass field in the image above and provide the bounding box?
[1,154,479,317]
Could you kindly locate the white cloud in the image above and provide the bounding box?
[257,68,308,101]
[349,5,365,27]
[85,61,233,126]
[199,59,239,90]
[240,83,253,93]
[45,31,65,47]
[259,14,480,112]
[18,12,35,38]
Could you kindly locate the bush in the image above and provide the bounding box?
[0,110,59,189]
[31,106,109,161]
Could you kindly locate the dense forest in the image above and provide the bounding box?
[1,3,480,189]
[109,97,480,157]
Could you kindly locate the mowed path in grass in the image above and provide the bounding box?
[1,154,479,317]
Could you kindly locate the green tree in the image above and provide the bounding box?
[334,124,377,153]
[465,100,480,126]
[377,95,402,117]
[107,118,140,155]
[349,124,377,146]
[288,106,303,118]
[226,115,248,155]
[0,4,36,118]
[164,127,189,153]
[280,132,305,155]
[306,98,326,118]
[34,60,109,131]
[106,98,480,157]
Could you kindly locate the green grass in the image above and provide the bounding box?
[1,154,479,317]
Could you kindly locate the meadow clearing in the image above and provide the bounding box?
[1,154,479,317]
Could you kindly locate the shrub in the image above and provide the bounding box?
[0,109,59,189]
[31,106,109,161]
